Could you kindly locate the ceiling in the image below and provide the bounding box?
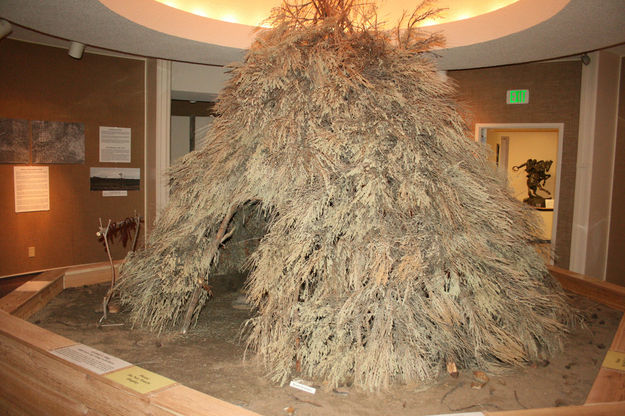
[150,0,520,28]
[1,0,624,70]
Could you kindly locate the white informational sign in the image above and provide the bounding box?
[14,166,50,213]
[289,379,316,394]
[50,344,131,375]
[99,126,131,163]
[102,190,128,197]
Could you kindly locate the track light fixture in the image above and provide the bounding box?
[0,19,12,40]
[581,53,591,66]
[68,41,85,59]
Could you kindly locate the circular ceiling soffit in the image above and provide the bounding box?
[98,0,569,50]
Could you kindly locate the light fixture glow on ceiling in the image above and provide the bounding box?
[154,0,519,28]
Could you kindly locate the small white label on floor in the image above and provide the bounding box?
[50,344,131,375]
[427,413,484,416]
[289,379,316,394]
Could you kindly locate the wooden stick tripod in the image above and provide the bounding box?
[98,213,142,325]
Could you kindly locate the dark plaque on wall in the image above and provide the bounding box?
[32,120,85,164]
[0,118,29,163]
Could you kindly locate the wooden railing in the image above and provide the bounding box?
[0,263,623,415]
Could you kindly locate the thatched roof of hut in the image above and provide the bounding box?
[117,0,576,391]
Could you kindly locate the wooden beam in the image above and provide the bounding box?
[0,311,174,415]
[485,401,625,415]
[0,309,75,352]
[63,261,123,288]
[609,313,625,352]
[548,267,625,405]
[151,385,262,416]
[586,316,625,404]
[0,261,123,319]
[586,368,625,404]
[1,263,623,415]
[0,361,106,416]
[0,268,66,319]
[548,265,625,312]
[0,309,262,415]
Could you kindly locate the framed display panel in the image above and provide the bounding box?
[31,121,85,164]
[0,118,29,164]
[0,262,623,415]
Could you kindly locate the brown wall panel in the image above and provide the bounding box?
[0,40,145,276]
[606,57,625,286]
[449,61,582,268]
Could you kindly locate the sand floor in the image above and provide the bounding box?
[29,281,621,416]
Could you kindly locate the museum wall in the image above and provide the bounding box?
[144,58,158,235]
[0,39,145,277]
[171,62,229,101]
[606,56,625,286]
[449,61,582,269]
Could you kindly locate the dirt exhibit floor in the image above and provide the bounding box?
[29,279,622,416]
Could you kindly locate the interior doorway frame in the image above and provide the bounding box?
[155,60,172,220]
[475,123,564,264]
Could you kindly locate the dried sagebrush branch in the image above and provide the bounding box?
[116,0,577,391]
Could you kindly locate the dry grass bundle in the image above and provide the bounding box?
[117,0,577,390]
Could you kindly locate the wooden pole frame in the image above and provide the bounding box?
[0,262,623,415]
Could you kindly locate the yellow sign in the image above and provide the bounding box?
[601,350,625,372]
[105,366,176,394]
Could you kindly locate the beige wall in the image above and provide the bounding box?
[0,40,146,276]
[170,116,190,163]
[584,51,621,281]
[450,61,582,268]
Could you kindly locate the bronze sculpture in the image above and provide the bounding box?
[512,158,553,207]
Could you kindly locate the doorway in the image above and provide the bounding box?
[476,123,564,262]
[170,100,217,164]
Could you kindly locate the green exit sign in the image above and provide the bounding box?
[507,89,529,104]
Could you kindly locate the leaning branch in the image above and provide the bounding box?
[180,203,239,334]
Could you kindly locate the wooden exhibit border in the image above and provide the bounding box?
[548,266,625,313]
[0,262,623,415]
